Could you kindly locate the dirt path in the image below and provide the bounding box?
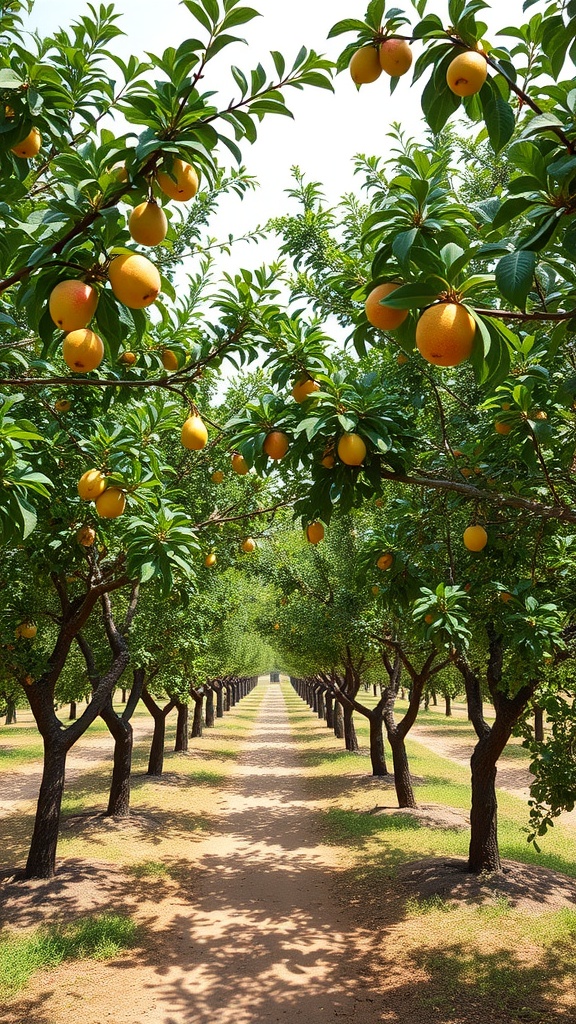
[3,684,384,1024]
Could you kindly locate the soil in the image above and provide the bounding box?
[1,684,575,1024]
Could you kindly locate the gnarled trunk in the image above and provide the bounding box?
[25,735,67,879]
[333,699,344,740]
[389,732,416,808]
[343,703,358,752]
[368,713,388,776]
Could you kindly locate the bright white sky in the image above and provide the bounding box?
[26,0,527,253]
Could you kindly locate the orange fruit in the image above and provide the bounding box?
[263,431,289,460]
[62,329,104,373]
[211,470,225,484]
[292,377,320,403]
[463,525,488,551]
[446,50,487,96]
[108,253,160,309]
[231,453,249,475]
[371,585,380,596]
[241,537,256,553]
[49,280,99,332]
[397,353,409,365]
[495,421,511,435]
[205,553,217,568]
[76,525,96,546]
[349,46,382,84]
[156,159,199,202]
[11,127,41,158]
[365,282,408,331]
[337,433,366,466]
[17,622,37,639]
[161,349,179,371]
[306,522,325,544]
[379,39,413,77]
[377,552,394,571]
[416,302,476,367]
[128,200,167,246]
[95,487,126,519]
[460,467,473,478]
[424,614,434,624]
[181,414,208,450]
[499,591,512,603]
[54,399,71,413]
[321,454,335,469]
[119,351,137,365]
[77,469,107,501]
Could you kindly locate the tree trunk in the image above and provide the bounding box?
[468,736,501,872]
[147,714,167,776]
[191,693,204,738]
[325,691,334,729]
[205,688,215,728]
[216,684,224,718]
[368,713,388,776]
[445,693,452,717]
[5,697,17,725]
[121,688,127,703]
[534,705,544,742]
[25,736,67,879]
[102,705,133,817]
[343,703,359,752]
[389,732,417,808]
[174,702,189,752]
[333,699,344,740]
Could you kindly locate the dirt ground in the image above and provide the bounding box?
[1,683,575,1024]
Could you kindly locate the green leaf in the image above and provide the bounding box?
[495,250,536,310]
[481,93,515,153]
[0,69,24,88]
[327,18,370,38]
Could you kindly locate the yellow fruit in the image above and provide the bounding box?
[397,353,409,365]
[499,591,512,603]
[365,282,408,331]
[306,522,325,545]
[495,420,512,435]
[263,431,289,460]
[108,253,160,309]
[62,329,104,373]
[76,525,96,546]
[77,469,107,501]
[11,127,41,158]
[337,432,366,466]
[377,552,394,571]
[205,553,217,568]
[349,45,382,85]
[119,351,137,365]
[156,159,199,202]
[371,585,380,596]
[273,622,280,630]
[292,377,320,403]
[446,50,487,97]
[424,614,434,624]
[416,302,476,367]
[17,622,37,639]
[231,453,249,475]
[181,414,208,450]
[211,470,225,484]
[241,537,256,553]
[379,38,413,77]
[501,402,511,411]
[321,454,335,469]
[463,525,488,551]
[49,280,99,332]
[375,498,383,507]
[161,349,179,371]
[95,487,126,519]
[460,467,473,478]
[54,399,71,413]
[128,200,167,246]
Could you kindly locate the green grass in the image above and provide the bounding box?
[127,859,169,879]
[0,914,138,999]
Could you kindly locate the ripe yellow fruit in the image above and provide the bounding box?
[128,200,167,246]
[62,329,104,373]
[156,159,199,202]
[241,537,256,553]
[181,414,208,450]
[446,50,487,97]
[292,377,320,403]
[205,553,217,568]
[463,525,488,551]
[17,622,37,639]
[377,552,394,571]
[424,614,434,624]
[108,253,160,309]
[161,349,179,371]
[416,302,476,367]
[321,454,335,469]
[337,432,366,466]
[231,453,249,475]
[119,351,137,365]
[379,38,413,77]
[77,469,107,501]
[306,522,325,545]
[263,431,289,460]
[49,280,99,332]
[76,525,96,547]
[11,127,41,158]
[54,399,71,413]
[365,282,408,331]
[349,45,382,84]
[495,420,512,435]
[211,470,225,484]
[95,487,126,519]
[371,585,380,596]
[273,622,280,630]
[397,353,409,365]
